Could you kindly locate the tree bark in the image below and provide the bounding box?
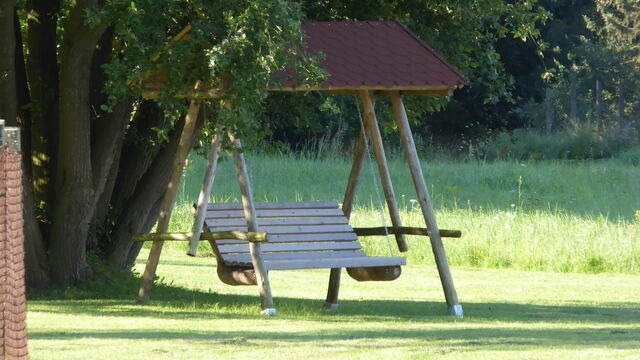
[22,172,51,287]
[0,0,18,124]
[90,28,130,205]
[569,75,577,125]
[14,9,31,131]
[595,79,603,129]
[545,87,553,133]
[106,113,204,268]
[87,98,131,252]
[617,82,625,127]
[10,6,52,287]
[48,1,108,283]
[109,100,167,217]
[26,0,61,218]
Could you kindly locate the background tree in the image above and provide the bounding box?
[265,0,549,148]
[596,0,639,57]
[0,0,321,286]
[0,0,549,287]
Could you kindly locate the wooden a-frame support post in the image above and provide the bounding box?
[138,97,202,303]
[359,90,408,252]
[325,91,409,309]
[187,131,223,256]
[137,97,275,313]
[228,133,276,315]
[389,91,463,316]
[324,127,367,309]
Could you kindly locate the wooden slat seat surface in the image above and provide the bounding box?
[207,201,339,210]
[206,208,345,219]
[205,201,406,271]
[264,256,405,271]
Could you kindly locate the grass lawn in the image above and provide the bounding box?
[26,155,640,359]
[27,249,640,360]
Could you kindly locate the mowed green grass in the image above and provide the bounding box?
[27,154,640,359]
[27,249,640,360]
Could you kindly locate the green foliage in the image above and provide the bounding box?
[257,0,551,148]
[302,0,549,104]
[482,127,640,161]
[617,146,640,165]
[94,0,325,145]
[595,0,640,61]
[78,0,553,149]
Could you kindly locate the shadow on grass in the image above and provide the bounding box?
[27,278,640,353]
[29,280,640,326]
[27,317,640,352]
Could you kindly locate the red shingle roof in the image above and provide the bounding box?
[273,21,468,95]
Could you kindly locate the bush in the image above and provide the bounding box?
[617,146,640,165]
[482,125,640,161]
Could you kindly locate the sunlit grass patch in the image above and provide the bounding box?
[165,153,640,274]
[27,249,640,360]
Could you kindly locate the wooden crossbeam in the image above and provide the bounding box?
[134,231,269,243]
[353,227,461,238]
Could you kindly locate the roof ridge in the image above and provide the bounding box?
[391,20,469,85]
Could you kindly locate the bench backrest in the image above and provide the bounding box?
[204,201,367,264]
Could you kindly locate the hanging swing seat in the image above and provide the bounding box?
[201,201,461,285]
[206,201,404,271]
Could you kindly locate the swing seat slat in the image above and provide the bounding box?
[223,250,367,263]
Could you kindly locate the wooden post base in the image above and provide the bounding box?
[324,268,341,309]
[260,308,277,316]
[448,304,464,317]
[323,302,339,311]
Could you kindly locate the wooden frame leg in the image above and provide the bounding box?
[358,90,408,252]
[187,132,223,256]
[323,268,341,310]
[324,123,367,310]
[137,98,201,303]
[390,92,462,316]
[342,127,367,218]
[325,124,369,310]
[228,133,276,315]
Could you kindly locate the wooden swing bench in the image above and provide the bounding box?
[207,201,406,284]
[136,201,461,286]
[135,21,469,315]
[206,201,462,283]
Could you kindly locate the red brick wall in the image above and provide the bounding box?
[0,147,29,360]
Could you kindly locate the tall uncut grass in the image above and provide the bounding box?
[168,151,640,274]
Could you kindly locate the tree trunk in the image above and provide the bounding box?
[545,87,553,133]
[106,114,204,268]
[617,82,625,127]
[14,9,31,131]
[0,0,18,124]
[569,75,577,125]
[26,0,61,220]
[48,1,107,283]
[109,101,167,216]
[595,79,603,130]
[22,173,51,287]
[10,7,52,286]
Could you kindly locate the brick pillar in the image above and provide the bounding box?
[0,142,29,359]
